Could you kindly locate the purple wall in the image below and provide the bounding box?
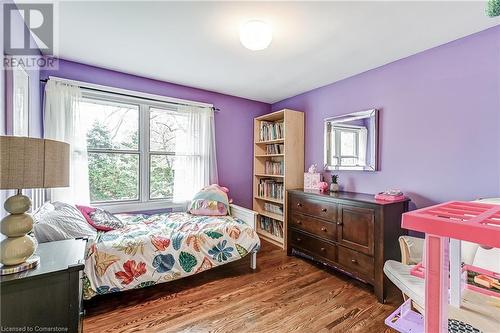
[40,59,271,208]
[4,15,499,213]
[273,26,500,208]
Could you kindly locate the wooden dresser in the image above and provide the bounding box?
[287,190,409,303]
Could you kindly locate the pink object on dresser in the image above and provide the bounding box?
[375,193,407,201]
[318,181,329,193]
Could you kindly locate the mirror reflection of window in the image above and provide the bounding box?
[324,109,377,171]
[331,126,365,167]
[340,129,357,157]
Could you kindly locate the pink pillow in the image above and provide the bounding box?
[76,205,124,231]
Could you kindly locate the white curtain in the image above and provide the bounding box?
[43,81,90,205]
[173,106,218,202]
[358,127,368,167]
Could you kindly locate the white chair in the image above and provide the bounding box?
[384,212,500,314]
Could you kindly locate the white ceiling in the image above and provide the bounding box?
[51,1,499,103]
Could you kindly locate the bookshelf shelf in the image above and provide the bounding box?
[258,210,284,222]
[257,228,284,244]
[255,154,285,158]
[255,138,285,145]
[254,196,284,204]
[253,109,304,250]
[254,174,284,178]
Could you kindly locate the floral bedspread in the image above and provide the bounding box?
[82,212,260,299]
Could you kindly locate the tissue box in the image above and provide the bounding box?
[304,173,321,190]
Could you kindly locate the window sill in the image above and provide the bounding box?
[93,200,188,214]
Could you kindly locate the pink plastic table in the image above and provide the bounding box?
[401,201,500,333]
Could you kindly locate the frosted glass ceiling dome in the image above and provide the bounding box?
[239,20,273,51]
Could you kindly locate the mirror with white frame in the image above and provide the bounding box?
[324,109,378,171]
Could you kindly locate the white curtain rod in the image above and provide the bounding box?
[42,76,219,111]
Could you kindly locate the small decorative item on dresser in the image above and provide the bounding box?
[330,174,340,192]
[304,164,321,190]
[375,189,406,201]
[318,182,329,193]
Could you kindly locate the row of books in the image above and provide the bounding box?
[259,216,284,238]
[257,179,284,200]
[265,160,284,175]
[264,202,283,216]
[266,144,284,155]
[259,121,284,141]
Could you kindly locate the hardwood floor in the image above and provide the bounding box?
[84,240,401,332]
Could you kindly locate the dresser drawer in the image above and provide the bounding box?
[290,212,336,239]
[290,195,337,221]
[290,229,337,263]
[337,246,374,280]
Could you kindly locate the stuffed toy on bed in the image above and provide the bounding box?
[188,184,231,216]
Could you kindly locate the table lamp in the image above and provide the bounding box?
[0,136,69,273]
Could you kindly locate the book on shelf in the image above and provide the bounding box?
[265,144,284,155]
[259,121,284,141]
[264,202,283,216]
[264,160,284,175]
[259,216,284,238]
[257,179,284,200]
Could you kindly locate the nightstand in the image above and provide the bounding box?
[1,238,87,332]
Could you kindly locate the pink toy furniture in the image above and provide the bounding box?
[400,201,500,332]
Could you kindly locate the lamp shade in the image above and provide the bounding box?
[0,136,70,189]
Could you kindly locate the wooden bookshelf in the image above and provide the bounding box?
[253,109,304,250]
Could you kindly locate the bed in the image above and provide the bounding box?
[81,204,260,299]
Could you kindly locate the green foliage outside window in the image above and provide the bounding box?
[86,117,178,203]
[486,0,500,17]
[87,120,140,202]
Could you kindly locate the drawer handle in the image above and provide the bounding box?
[320,247,326,252]
[296,238,302,242]
[296,220,302,225]
[351,259,358,264]
[321,208,327,212]
[297,203,303,207]
[337,222,343,226]
[321,227,327,232]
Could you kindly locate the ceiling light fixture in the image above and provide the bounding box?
[239,20,272,51]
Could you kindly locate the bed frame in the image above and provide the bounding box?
[230,204,258,270]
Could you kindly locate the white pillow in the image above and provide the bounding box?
[472,247,500,273]
[32,201,55,222]
[33,201,97,243]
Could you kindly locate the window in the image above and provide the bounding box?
[149,108,188,200]
[330,126,364,167]
[80,91,191,208]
